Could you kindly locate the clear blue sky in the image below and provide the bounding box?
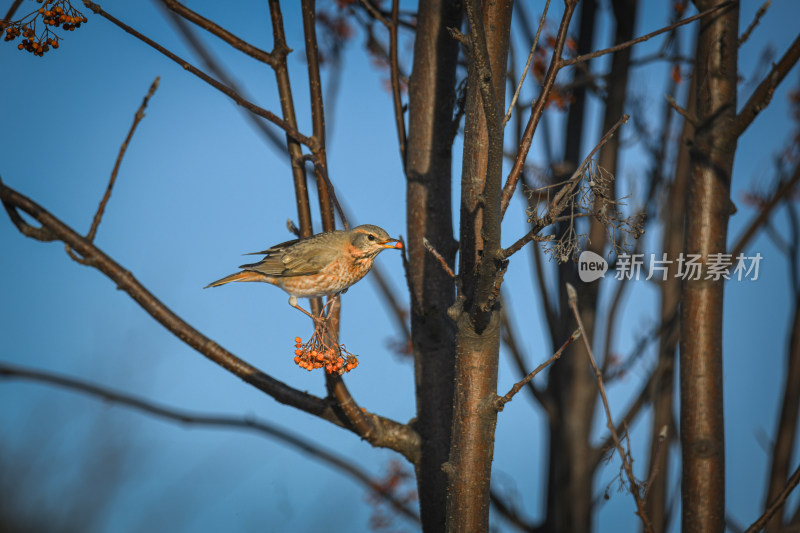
[2,1,799,531]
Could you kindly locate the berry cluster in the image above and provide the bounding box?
[292,333,359,374]
[2,0,87,57]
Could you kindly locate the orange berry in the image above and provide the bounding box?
[17,43,23,49]
[325,364,333,373]
[294,356,301,363]
[294,336,301,343]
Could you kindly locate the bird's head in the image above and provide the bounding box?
[349,224,403,256]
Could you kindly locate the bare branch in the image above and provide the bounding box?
[560,1,737,68]
[389,0,407,167]
[423,237,456,279]
[566,283,653,533]
[744,461,800,533]
[1,0,24,23]
[0,361,420,524]
[730,164,800,258]
[302,155,350,231]
[665,93,698,126]
[0,179,420,463]
[90,76,159,243]
[501,114,630,259]
[735,32,800,138]
[160,0,277,67]
[81,0,315,149]
[499,302,552,414]
[157,6,287,152]
[496,329,580,410]
[738,0,771,47]
[500,0,578,218]
[503,0,550,126]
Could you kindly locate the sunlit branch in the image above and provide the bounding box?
[0,178,420,463]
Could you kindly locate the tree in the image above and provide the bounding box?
[2,0,800,531]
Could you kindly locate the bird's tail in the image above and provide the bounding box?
[204,270,267,288]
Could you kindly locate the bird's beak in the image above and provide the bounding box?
[378,238,403,250]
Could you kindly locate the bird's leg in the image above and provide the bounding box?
[288,295,326,327]
[320,293,341,319]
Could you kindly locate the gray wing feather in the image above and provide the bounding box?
[239,237,340,277]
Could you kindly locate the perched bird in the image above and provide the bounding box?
[205,224,402,322]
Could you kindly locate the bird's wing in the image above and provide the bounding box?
[243,237,301,256]
[239,236,339,277]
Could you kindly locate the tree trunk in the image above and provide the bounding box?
[681,1,739,531]
[445,0,512,530]
[545,2,599,531]
[406,0,462,530]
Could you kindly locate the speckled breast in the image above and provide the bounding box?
[275,255,376,298]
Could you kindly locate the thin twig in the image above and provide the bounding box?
[738,0,771,47]
[743,461,800,533]
[496,329,580,410]
[500,0,578,218]
[81,0,315,149]
[93,77,159,242]
[499,300,552,414]
[735,32,800,137]
[389,0,407,168]
[643,425,668,500]
[501,114,629,259]
[67,76,160,263]
[730,164,800,258]
[561,1,737,68]
[301,156,350,231]
[566,282,654,533]
[157,6,286,152]
[0,361,420,524]
[665,93,697,126]
[160,0,277,67]
[422,237,456,279]
[503,0,550,126]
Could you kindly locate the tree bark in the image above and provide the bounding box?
[681,1,739,531]
[405,1,461,530]
[647,73,694,533]
[445,0,512,531]
[545,2,599,531]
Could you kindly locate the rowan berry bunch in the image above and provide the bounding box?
[2,0,87,57]
[292,332,359,375]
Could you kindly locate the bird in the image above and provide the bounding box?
[204,224,403,323]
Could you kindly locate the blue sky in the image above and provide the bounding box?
[2,1,800,531]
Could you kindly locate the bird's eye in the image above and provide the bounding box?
[367,234,376,241]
